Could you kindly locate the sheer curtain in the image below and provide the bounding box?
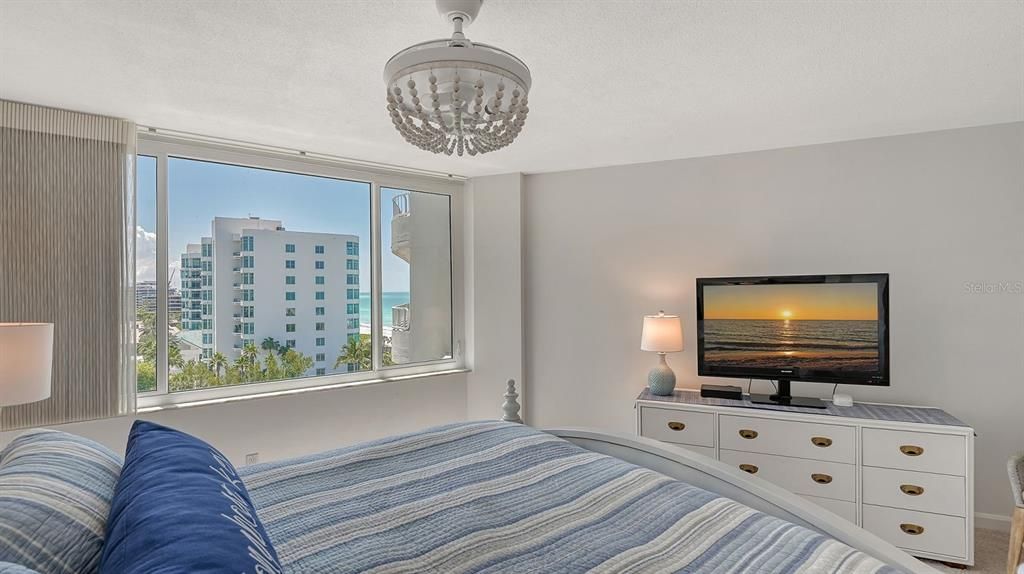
[0,100,137,429]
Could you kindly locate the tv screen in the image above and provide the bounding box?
[696,274,889,386]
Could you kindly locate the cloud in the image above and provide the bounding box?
[135,226,181,286]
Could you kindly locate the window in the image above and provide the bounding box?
[136,136,457,408]
[316,368,326,376]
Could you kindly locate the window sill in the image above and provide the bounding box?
[137,367,470,413]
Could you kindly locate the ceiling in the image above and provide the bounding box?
[1,1,1021,178]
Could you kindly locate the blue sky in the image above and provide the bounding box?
[137,156,410,291]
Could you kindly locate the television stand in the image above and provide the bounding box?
[749,380,826,409]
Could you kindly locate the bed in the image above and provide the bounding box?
[239,419,933,573]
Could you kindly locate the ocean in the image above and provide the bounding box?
[702,319,879,372]
[359,292,410,327]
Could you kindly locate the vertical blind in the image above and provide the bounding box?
[0,100,136,429]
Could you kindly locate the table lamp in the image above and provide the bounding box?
[641,311,683,396]
[0,323,53,406]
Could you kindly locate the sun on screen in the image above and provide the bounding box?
[780,309,793,318]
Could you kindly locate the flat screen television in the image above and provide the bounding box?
[696,273,889,408]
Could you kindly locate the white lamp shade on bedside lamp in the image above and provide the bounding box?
[0,323,54,406]
[641,312,683,396]
[641,312,684,353]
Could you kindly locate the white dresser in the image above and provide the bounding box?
[635,389,975,566]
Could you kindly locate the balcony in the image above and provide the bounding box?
[390,303,410,364]
[391,193,411,263]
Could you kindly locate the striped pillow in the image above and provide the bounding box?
[0,430,122,574]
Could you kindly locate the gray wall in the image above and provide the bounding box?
[522,122,1024,520]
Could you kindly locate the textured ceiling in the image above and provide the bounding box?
[1,1,1021,177]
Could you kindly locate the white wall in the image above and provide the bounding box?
[0,374,467,465]
[522,122,1024,520]
[464,173,525,420]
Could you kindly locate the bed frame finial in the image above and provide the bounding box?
[502,379,523,424]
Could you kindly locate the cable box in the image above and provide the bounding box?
[700,384,743,400]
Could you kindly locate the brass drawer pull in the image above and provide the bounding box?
[899,445,924,457]
[811,473,833,484]
[811,436,833,447]
[899,523,925,535]
[738,429,759,439]
[899,484,925,496]
[739,464,759,474]
[667,421,686,431]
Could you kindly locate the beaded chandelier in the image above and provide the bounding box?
[384,0,531,157]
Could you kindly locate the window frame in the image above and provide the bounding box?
[136,133,464,410]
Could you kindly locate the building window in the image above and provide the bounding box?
[285,275,296,285]
[316,368,326,376]
[136,138,457,406]
[286,324,296,333]
[316,353,326,362]
[315,322,325,331]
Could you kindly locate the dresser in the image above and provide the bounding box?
[635,389,975,566]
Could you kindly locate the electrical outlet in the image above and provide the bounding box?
[244,452,259,465]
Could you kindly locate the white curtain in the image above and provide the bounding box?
[0,99,137,429]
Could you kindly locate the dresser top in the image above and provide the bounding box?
[636,388,969,427]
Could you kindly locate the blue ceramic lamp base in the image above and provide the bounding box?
[647,353,676,396]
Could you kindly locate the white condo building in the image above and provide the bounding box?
[180,217,360,376]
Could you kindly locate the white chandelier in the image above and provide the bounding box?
[384,0,531,157]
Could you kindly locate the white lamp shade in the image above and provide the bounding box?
[0,323,53,406]
[641,312,683,353]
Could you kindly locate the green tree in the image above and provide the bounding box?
[335,335,371,371]
[261,337,280,354]
[281,348,314,378]
[263,352,283,381]
[210,352,228,378]
[235,342,261,382]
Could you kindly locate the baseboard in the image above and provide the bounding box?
[976,511,1012,532]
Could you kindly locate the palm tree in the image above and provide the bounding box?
[210,352,228,379]
[335,335,372,371]
[236,342,260,381]
[260,337,280,354]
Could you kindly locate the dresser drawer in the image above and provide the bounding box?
[862,504,967,559]
[862,428,966,476]
[720,449,856,502]
[802,495,857,524]
[640,407,715,448]
[719,415,855,463]
[862,466,966,517]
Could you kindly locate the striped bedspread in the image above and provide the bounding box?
[240,421,899,573]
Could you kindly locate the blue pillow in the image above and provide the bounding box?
[99,421,282,574]
[0,429,122,574]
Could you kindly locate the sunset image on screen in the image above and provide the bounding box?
[702,283,879,372]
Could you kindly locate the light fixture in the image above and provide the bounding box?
[641,311,684,396]
[0,323,53,406]
[384,0,531,157]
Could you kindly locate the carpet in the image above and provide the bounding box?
[924,528,1013,573]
